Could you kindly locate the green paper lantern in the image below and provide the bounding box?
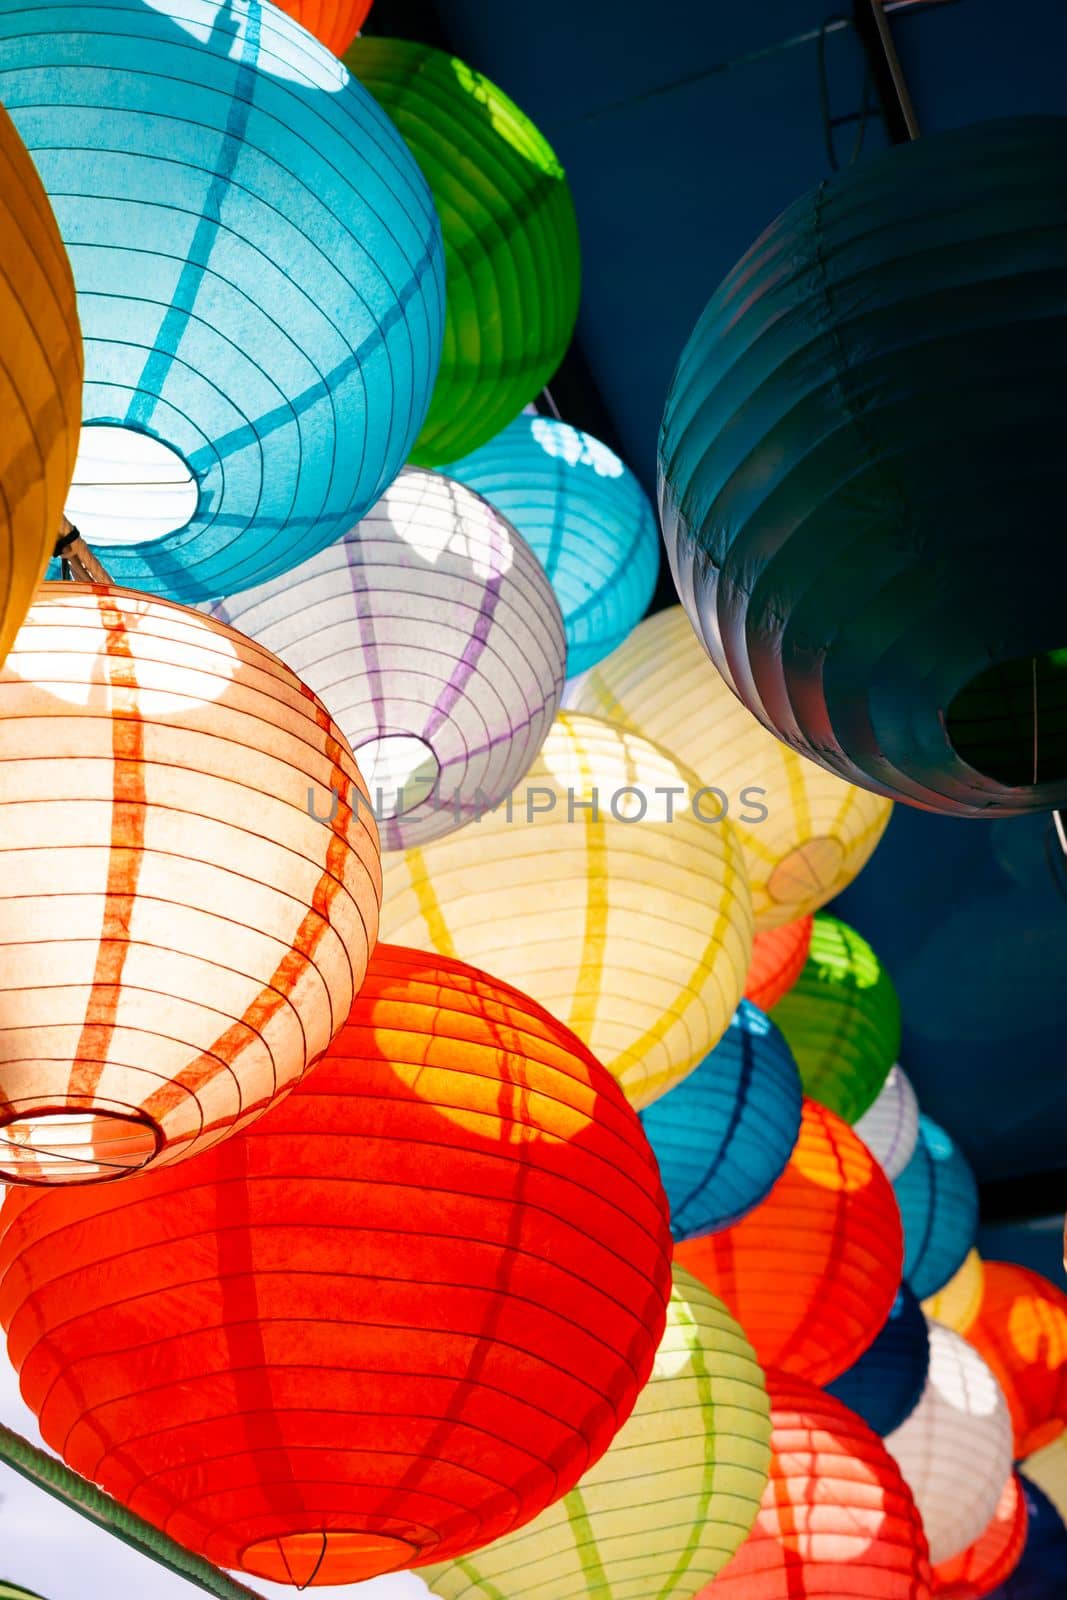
[770,914,900,1123]
[348,37,581,465]
[0,1584,48,1599]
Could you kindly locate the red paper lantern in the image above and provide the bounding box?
[966,1262,1067,1458]
[275,0,372,56]
[932,1473,1028,1598]
[675,1099,903,1384]
[703,1370,933,1598]
[744,917,814,1011]
[0,945,672,1587]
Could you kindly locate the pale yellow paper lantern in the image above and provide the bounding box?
[0,584,381,1184]
[1024,1429,1067,1522]
[566,607,892,928]
[422,1264,771,1600]
[380,711,753,1107]
[923,1249,986,1336]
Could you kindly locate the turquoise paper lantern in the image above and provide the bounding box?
[826,1284,930,1437]
[991,1476,1067,1598]
[639,1000,802,1239]
[442,414,660,674]
[894,1114,979,1299]
[0,0,445,602]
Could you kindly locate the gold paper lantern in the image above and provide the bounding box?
[422,1265,771,1600]
[922,1249,986,1336]
[0,584,381,1184]
[567,608,891,928]
[380,711,753,1107]
[0,101,82,669]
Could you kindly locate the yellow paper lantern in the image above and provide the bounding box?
[0,101,82,669]
[422,1264,771,1600]
[380,711,753,1107]
[1024,1430,1067,1522]
[923,1249,986,1335]
[567,608,892,928]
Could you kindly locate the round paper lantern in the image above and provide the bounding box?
[0,943,673,1586]
[990,1475,1067,1598]
[933,1473,1028,1599]
[855,1062,920,1181]
[0,1585,47,1600]
[445,415,659,674]
[704,1370,933,1599]
[769,914,901,1124]
[640,1000,803,1238]
[827,1285,930,1437]
[277,0,372,56]
[422,1264,771,1600]
[0,0,444,603]
[895,1115,980,1299]
[0,100,82,670]
[674,1099,903,1384]
[380,711,754,1108]
[348,38,580,465]
[208,468,566,851]
[745,917,813,1011]
[885,1320,1014,1565]
[568,607,892,926]
[925,1250,987,1336]
[965,1263,1067,1458]
[659,116,1067,818]
[0,584,381,1185]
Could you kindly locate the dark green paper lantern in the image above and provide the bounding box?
[349,37,581,466]
[659,117,1067,816]
[770,913,900,1123]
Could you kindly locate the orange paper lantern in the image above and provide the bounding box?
[744,917,813,1011]
[675,1098,903,1384]
[966,1262,1067,1458]
[932,1472,1028,1598]
[274,0,372,57]
[704,1370,933,1598]
[0,944,673,1587]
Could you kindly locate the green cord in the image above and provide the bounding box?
[0,1423,266,1600]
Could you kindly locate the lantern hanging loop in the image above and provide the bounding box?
[53,517,112,584]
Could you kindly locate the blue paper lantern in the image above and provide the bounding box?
[639,999,802,1238]
[894,1113,979,1299]
[990,1476,1067,1599]
[442,414,660,675]
[826,1284,929,1436]
[0,0,445,602]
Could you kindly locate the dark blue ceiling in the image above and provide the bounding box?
[372,1,1067,1205]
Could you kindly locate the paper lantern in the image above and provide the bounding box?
[445,415,659,674]
[422,1264,771,1600]
[925,1250,987,1336]
[745,917,813,1011]
[965,1263,1067,1458]
[705,1370,933,1599]
[659,117,1067,817]
[0,584,381,1185]
[674,1099,903,1384]
[769,914,901,1124]
[208,468,566,851]
[568,607,892,926]
[856,1062,920,1181]
[380,711,753,1108]
[1022,1432,1067,1522]
[0,0,444,603]
[0,1585,47,1600]
[885,1320,1014,1565]
[933,1473,1028,1599]
[0,100,82,669]
[640,1001,803,1238]
[895,1115,980,1299]
[0,943,673,1586]
[827,1285,930,1437]
[348,38,580,465]
[277,0,372,55]
[989,1475,1067,1598]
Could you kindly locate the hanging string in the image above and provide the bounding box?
[1032,654,1039,786]
[539,385,562,420]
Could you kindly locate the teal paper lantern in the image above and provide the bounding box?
[0,0,445,602]
[442,414,660,674]
[639,1000,802,1238]
[659,117,1067,816]
[894,1114,979,1299]
[826,1284,930,1437]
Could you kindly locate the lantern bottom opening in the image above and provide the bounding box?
[946,648,1067,788]
[353,733,441,820]
[239,1529,419,1586]
[767,834,846,907]
[0,1102,162,1185]
[63,423,199,546]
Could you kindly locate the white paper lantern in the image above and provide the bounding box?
[854,1064,920,1180]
